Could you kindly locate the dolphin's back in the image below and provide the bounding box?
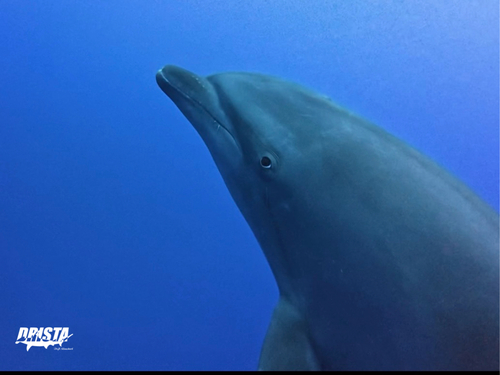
[279,109,499,370]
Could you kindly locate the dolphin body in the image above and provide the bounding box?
[155,65,499,371]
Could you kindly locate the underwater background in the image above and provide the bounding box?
[0,0,498,371]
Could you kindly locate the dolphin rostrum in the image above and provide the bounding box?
[155,65,499,371]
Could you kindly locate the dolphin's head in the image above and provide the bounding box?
[156,65,338,287]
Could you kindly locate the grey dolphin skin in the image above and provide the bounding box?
[155,65,499,371]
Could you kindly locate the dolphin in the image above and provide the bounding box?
[155,65,499,371]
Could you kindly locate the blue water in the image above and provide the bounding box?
[0,0,498,370]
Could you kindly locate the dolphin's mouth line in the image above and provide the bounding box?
[159,72,240,151]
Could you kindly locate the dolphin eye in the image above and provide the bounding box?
[260,156,272,169]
